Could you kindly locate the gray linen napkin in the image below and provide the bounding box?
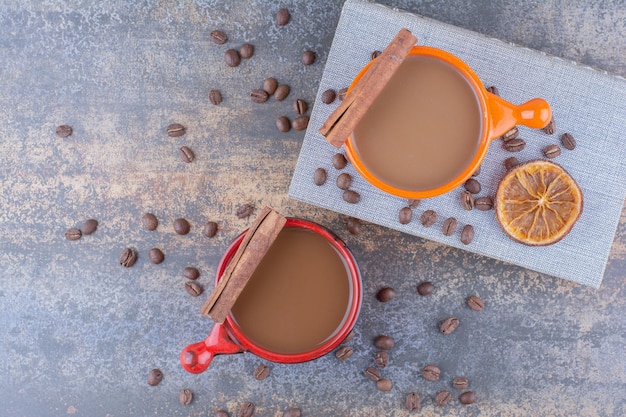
[289,0,626,288]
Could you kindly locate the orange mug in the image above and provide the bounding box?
[343,46,552,199]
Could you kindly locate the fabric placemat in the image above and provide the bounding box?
[289,0,626,288]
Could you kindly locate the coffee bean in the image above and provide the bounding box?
[65,228,82,241]
[179,146,195,163]
[442,217,458,236]
[253,364,270,380]
[475,196,494,211]
[239,43,254,59]
[464,178,481,194]
[236,204,255,219]
[80,219,98,235]
[251,88,269,103]
[346,217,361,235]
[459,391,476,405]
[203,221,218,237]
[142,213,158,231]
[214,411,230,417]
[461,190,475,211]
[503,138,526,152]
[376,287,396,302]
[179,388,193,405]
[313,167,327,186]
[460,224,475,245]
[374,335,394,350]
[166,123,186,137]
[337,87,348,101]
[374,351,389,368]
[543,144,561,159]
[501,126,519,142]
[440,317,459,335]
[370,50,382,60]
[119,248,137,267]
[435,390,452,406]
[542,116,556,134]
[56,124,73,138]
[276,116,291,132]
[174,218,191,235]
[342,190,361,204]
[332,153,348,169]
[275,8,291,26]
[224,49,240,67]
[472,165,481,177]
[398,207,413,225]
[336,173,352,190]
[504,156,520,170]
[377,379,392,391]
[301,50,316,65]
[274,84,290,101]
[282,408,302,417]
[486,85,500,96]
[342,330,355,343]
[452,376,469,390]
[364,366,381,381]
[149,248,164,264]
[147,368,163,386]
[238,401,255,417]
[292,116,309,131]
[209,89,222,105]
[335,345,353,360]
[293,99,308,114]
[408,199,421,209]
[263,77,278,95]
[183,267,200,280]
[210,30,228,44]
[321,89,336,104]
[467,295,484,311]
[560,132,576,150]
[406,392,420,411]
[417,281,434,296]
[422,365,441,382]
[185,281,203,297]
[420,210,437,227]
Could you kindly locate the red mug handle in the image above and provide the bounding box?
[180,323,244,373]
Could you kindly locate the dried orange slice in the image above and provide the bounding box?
[495,160,583,246]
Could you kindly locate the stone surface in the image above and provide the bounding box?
[0,1,624,416]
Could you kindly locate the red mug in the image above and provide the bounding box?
[180,218,362,374]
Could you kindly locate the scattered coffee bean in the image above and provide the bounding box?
[464,178,481,194]
[293,99,308,114]
[236,204,255,219]
[224,49,240,67]
[313,167,327,186]
[179,146,195,163]
[147,368,163,386]
[417,281,434,296]
[503,138,526,152]
[420,210,437,227]
[364,366,381,381]
[342,329,355,343]
[342,190,361,204]
[461,190,475,211]
[239,43,254,59]
[335,345,353,360]
[336,173,352,190]
[406,392,420,411]
[238,401,255,417]
[56,124,73,138]
[141,213,158,231]
[374,335,394,350]
[486,85,500,96]
[398,207,413,225]
[422,364,441,382]
[501,126,519,142]
[440,317,459,335]
[276,8,291,26]
[442,217,458,236]
[374,351,389,368]
[174,218,191,235]
[301,50,316,65]
[337,87,348,101]
[453,376,469,390]
[472,165,481,177]
[459,391,476,405]
[65,228,82,241]
[119,248,137,267]
[214,411,230,417]
[282,408,301,417]
[543,144,561,159]
[203,221,218,237]
[370,50,382,60]
[376,287,396,302]
[166,123,186,137]
[321,89,336,104]
[251,88,269,103]
[560,132,576,150]
[185,281,203,297]
[210,29,228,44]
[377,379,392,391]
[183,267,200,280]
[504,156,519,170]
[332,153,348,169]
[209,89,222,105]
[179,388,193,405]
[408,199,421,209]
[263,77,278,95]
[467,295,484,311]
[292,116,309,131]
[346,217,361,235]
[253,364,270,380]
[148,248,165,264]
[274,84,290,101]
[475,196,494,211]
[460,224,475,245]
[80,219,98,235]
[542,116,556,134]
[435,390,452,406]
[276,116,291,132]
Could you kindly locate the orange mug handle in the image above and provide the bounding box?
[486,93,552,140]
[180,323,244,374]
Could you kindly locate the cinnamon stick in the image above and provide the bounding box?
[200,206,286,323]
[319,28,417,148]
